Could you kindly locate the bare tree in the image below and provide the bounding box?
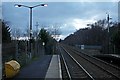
[48,23,61,41]
[11,28,21,40]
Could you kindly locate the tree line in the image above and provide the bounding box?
[2,19,58,67]
[2,19,57,53]
[61,19,120,54]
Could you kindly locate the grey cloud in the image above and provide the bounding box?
[2,2,118,39]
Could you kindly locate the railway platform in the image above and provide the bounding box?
[13,55,52,78]
[94,54,120,59]
[105,54,120,58]
[45,55,62,79]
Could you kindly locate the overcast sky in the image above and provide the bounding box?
[2,1,118,40]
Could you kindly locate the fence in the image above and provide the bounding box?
[2,40,45,67]
[2,43,16,55]
[2,42,16,63]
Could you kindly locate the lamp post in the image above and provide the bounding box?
[15,4,47,58]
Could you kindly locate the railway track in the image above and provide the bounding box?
[63,44,120,79]
[58,44,120,80]
[58,45,94,80]
[67,45,120,69]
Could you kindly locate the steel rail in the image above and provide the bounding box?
[65,45,120,79]
[59,46,72,80]
[60,45,95,80]
[73,46,120,70]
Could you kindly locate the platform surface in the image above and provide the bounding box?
[14,55,52,78]
[45,55,62,79]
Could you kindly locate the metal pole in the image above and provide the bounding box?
[15,40,18,59]
[107,14,110,54]
[25,40,28,64]
[29,7,32,59]
[107,14,110,33]
[35,22,39,56]
[15,4,47,58]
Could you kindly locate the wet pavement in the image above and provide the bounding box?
[13,55,52,79]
